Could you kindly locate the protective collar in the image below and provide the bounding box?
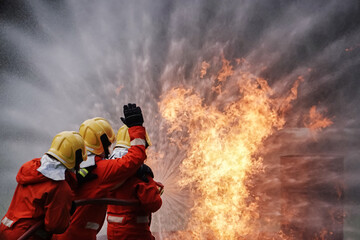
[80,152,96,168]
[109,147,128,159]
[37,154,67,181]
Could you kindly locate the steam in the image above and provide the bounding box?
[1,0,360,239]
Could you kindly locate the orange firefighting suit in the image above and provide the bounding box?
[107,175,162,240]
[52,126,147,240]
[0,158,74,240]
[106,148,162,240]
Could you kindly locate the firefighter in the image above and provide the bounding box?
[107,125,163,240]
[0,131,87,240]
[53,103,148,240]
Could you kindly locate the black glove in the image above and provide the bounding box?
[76,165,98,186]
[136,164,154,183]
[120,103,144,127]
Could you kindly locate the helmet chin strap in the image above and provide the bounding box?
[100,134,111,159]
[74,149,83,171]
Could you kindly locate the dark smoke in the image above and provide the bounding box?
[1,0,360,239]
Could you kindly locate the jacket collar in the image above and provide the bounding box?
[37,154,67,181]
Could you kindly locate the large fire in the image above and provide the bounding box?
[158,57,302,239]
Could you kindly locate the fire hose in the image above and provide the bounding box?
[18,221,43,240]
[18,198,140,240]
[74,198,139,206]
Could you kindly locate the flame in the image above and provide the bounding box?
[200,61,210,78]
[217,56,234,82]
[304,106,333,132]
[211,56,235,94]
[159,57,301,239]
[313,229,333,240]
[277,76,304,120]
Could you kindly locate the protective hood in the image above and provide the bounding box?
[80,152,96,168]
[16,157,52,184]
[109,147,128,159]
[37,154,67,181]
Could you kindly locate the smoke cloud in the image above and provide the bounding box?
[1,0,359,238]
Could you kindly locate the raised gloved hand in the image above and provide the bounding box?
[120,103,144,127]
[76,165,98,186]
[136,164,154,183]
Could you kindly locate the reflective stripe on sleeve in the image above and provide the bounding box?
[107,215,149,224]
[85,222,99,230]
[107,215,124,223]
[1,216,14,228]
[130,138,146,146]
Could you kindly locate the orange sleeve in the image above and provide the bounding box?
[136,177,162,213]
[43,181,72,234]
[99,126,147,186]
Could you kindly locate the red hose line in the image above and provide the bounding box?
[74,198,140,206]
[18,221,43,240]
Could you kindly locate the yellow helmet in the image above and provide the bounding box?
[115,125,152,148]
[79,117,115,155]
[47,131,87,169]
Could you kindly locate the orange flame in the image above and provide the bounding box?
[200,61,210,78]
[217,56,234,82]
[304,106,333,131]
[159,57,301,239]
